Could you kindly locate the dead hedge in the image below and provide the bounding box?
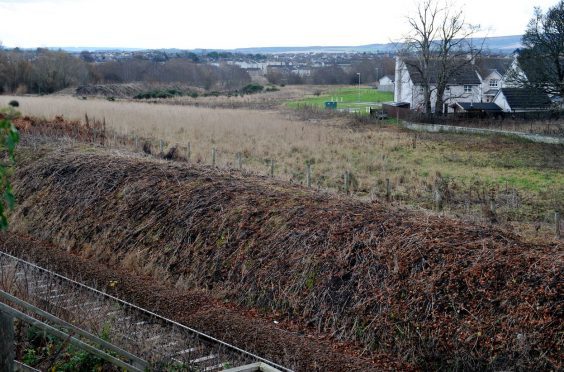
[10,147,562,370]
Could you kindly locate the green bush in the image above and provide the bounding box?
[0,112,19,229]
[165,89,182,96]
[22,349,38,365]
[134,89,184,100]
[23,324,111,371]
[241,83,264,95]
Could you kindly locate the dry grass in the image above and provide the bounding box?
[1,95,361,183]
[2,95,563,241]
[164,84,333,109]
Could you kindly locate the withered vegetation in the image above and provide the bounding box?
[9,136,562,370]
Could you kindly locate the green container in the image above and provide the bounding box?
[324,101,337,109]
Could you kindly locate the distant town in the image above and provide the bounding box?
[1,34,522,85]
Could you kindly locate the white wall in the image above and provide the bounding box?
[493,92,511,112]
[394,58,414,106]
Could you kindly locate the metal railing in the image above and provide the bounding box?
[0,290,147,371]
[0,250,289,372]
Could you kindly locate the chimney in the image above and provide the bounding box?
[394,56,402,103]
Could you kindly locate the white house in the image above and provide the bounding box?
[378,75,395,92]
[393,56,529,112]
[394,57,482,113]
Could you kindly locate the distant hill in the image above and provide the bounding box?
[51,35,522,55]
[474,35,523,52]
[232,35,523,54]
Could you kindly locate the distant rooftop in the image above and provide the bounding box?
[499,88,552,110]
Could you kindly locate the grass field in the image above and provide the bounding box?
[287,86,394,113]
[2,94,562,241]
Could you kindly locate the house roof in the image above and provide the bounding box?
[403,59,481,86]
[475,58,513,78]
[484,89,499,95]
[454,102,502,112]
[499,88,552,110]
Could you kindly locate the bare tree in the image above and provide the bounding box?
[349,58,395,84]
[433,8,482,114]
[403,0,438,114]
[402,0,482,114]
[311,65,348,85]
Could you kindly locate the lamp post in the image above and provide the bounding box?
[356,72,361,103]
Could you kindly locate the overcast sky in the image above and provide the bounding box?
[0,0,558,50]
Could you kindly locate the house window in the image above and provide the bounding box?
[464,85,473,93]
[489,79,499,87]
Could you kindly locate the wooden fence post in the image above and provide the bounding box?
[270,159,274,177]
[490,198,496,216]
[344,171,350,194]
[134,135,138,149]
[159,140,164,154]
[237,153,242,170]
[186,143,191,162]
[0,310,14,371]
[306,164,311,188]
[434,188,443,212]
[386,178,391,201]
[488,199,498,223]
[556,211,561,240]
[212,148,216,166]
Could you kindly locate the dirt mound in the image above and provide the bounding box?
[75,83,148,98]
[10,147,562,370]
[7,114,108,149]
[74,83,204,98]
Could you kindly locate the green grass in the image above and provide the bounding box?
[287,87,394,114]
